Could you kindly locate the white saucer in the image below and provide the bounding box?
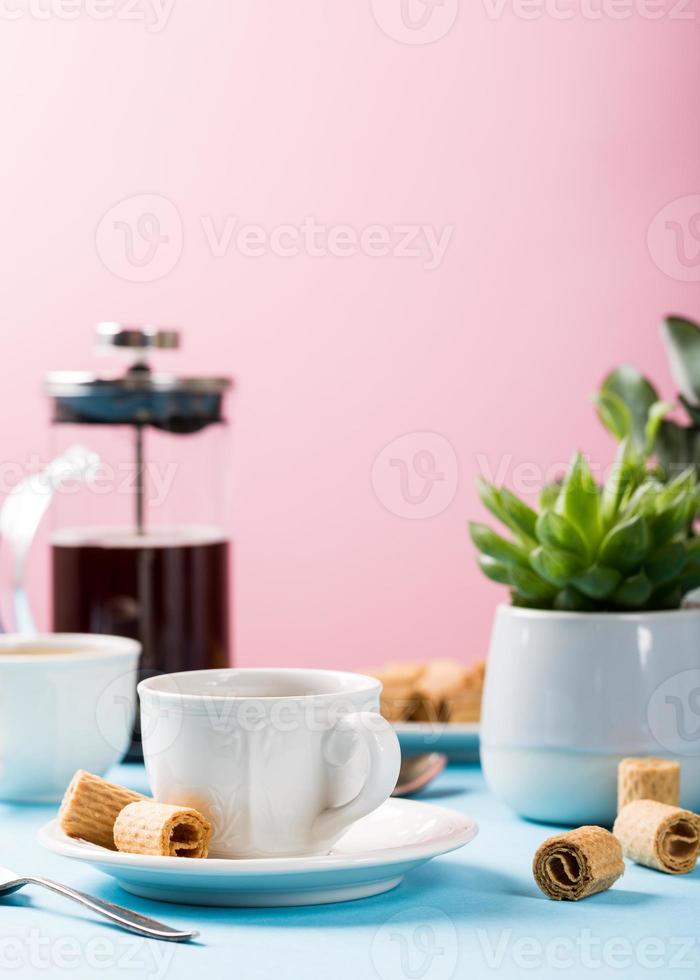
[38,798,477,907]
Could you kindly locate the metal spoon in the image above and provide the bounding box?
[392,753,447,797]
[0,867,197,942]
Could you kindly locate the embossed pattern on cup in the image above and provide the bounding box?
[139,668,401,857]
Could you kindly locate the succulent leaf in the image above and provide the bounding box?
[598,514,649,573]
[529,546,586,587]
[649,500,688,549]
[660,316,700,404]
[539,481,561,510]
[468,523,529,565]
[622,478,664,518]
[611,572,652,608]
[655,421,700,480]
[601,438,642,528]
[644,401,674,457]
[649,471,696,546]
[644,542,686,585]
[535,511,588,559]
[682,536,700,570]
[476,478,516,530]
[595,391,631,442]
[553,587,595,612]
[477,555,513,585]
[656,466,696,505]
[511,592,550,609]
[508,564,557,600]
[679,395,700,428]
[498,487,538,543]
[470,430,700,611]
[678,566,700,595]
[555,453,602,549]
[476,479,537,545]
[596,322,700,480]
[571,565,621,600]
[600,365,659,451]
[649,582,683,609]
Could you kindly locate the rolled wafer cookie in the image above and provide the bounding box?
[58,770,147,850]
[533,826,625,900]
[379,683,418,722]
[365,664,424,722]
[114,801,212,858]
[617,757,680,812]
[613,799,700,874]
[413,660,470,723]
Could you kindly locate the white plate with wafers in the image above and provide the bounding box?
[39,798,477,907]
[368,659,483,761]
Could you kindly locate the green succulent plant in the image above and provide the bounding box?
[469,440,700,612]
[597,316,700,478]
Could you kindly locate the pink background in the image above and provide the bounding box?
[0,2,698,668]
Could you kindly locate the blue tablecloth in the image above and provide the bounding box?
[3,763,700,980]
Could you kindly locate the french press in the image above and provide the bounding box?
[3,324,232,757]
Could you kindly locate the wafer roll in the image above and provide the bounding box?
[533,826,625,900]
[114,801,212,858]
[618,757,680,812]
[447,660,485,723]
[613,800,700,874]
[58,770,146,850]
[380,684,418,722]
[366,664,422,722]
[413,660,470,723]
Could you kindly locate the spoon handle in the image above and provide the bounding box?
[26,878,198,942]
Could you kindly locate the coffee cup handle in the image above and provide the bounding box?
[312,711,401,843]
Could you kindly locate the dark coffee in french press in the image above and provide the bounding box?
[44,324,232,759]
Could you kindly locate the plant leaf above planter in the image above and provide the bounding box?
[555,453,603,549]
[598,365,659,451]
[661,316,700,404]
[596,316,700,479]
[470,442,700,611]
[644,542,686,585]
[570,565,621,600]
[529,546,586,588]
[535,511,588,560]
[611,571,653,608]
[598,515,649,573]
[468,523,529,565]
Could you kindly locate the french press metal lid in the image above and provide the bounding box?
[45,323,232,433]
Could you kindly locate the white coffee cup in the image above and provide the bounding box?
[0,633,141,802]
[138,668,401,858]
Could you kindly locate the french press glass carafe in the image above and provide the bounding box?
[44,324,232,757]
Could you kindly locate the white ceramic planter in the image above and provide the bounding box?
[481,605,700,825]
